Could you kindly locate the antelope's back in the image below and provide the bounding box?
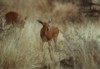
[49,26,59,37]
[5,11,19,24]
[5,11,26,28]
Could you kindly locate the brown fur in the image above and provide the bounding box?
[5,11,26,27]
[38,20,59,52]
[40,26,59,41]
[38,20,59,60]
[38,20,59,42]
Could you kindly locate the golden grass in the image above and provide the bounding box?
[35,0,54,13]
[0,0,100,69]
[52,3,83,23]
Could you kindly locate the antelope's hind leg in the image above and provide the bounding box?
[54,37,59,52]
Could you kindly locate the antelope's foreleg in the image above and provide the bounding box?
[48,41,53,61]
[54,37,59,52]
[48,41,54,50]
[40,40,44,51]
[54,37,57,46]
[40,41,46,63]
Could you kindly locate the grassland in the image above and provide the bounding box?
[0,0,100,69]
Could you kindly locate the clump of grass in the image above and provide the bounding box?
[52,3,83,23]
[35,0,54,13]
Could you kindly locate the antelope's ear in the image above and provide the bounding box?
[48,18,52,23]
[37,20,43,24]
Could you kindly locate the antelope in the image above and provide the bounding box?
[5,11,27,29]
[37,19,59,52]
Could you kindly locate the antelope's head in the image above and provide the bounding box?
[37,20,50,31]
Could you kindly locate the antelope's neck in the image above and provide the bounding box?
[41,27,48,35]
[43,26,49,30]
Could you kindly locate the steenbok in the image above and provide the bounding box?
[37,19,59,52]
[5,11,27,29]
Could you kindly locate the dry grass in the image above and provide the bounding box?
[52,3,83,23]
[0,0,100,69]
[35,1,83,23]
[35,0,54,13]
